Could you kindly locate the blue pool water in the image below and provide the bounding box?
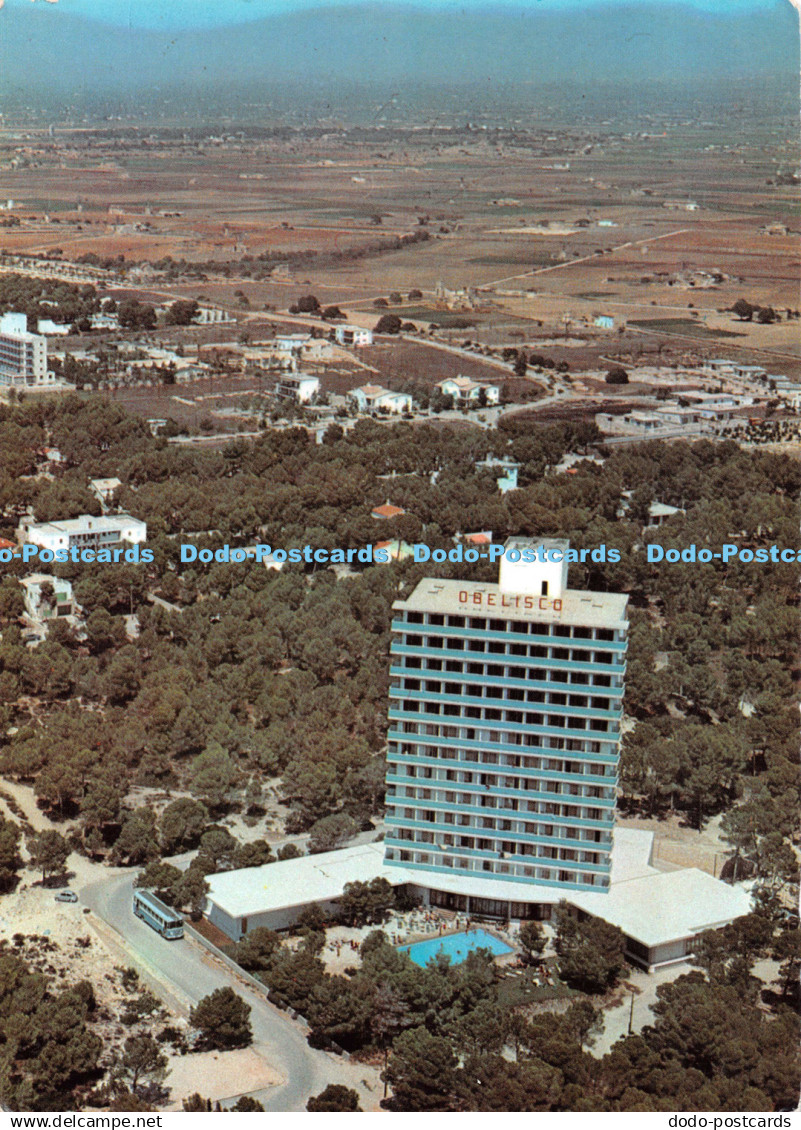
[398,928,513,967]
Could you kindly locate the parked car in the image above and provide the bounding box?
[54,891,78,903]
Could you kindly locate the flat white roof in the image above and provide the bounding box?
[571,868,753,948]
[26,513,145,535]
[205,828,751,948]
[277,372,319,384]
[206,843,392,918]
[648,502,682,517]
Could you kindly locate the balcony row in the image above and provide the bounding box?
[391,618,626,650]
[391,642,626,678]
[389,684,623,722]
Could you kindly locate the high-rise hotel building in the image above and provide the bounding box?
[0,313,49,387]
[384,538,628,915]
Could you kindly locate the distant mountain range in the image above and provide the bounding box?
[0,1,796,100]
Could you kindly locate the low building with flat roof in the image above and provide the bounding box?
[371,501,406,520]
[275,372,320,403]
[276,333,312,352]
[20,573,77,621]
[90,477,122,506]
[334,325,373,347]
[204,829,751,970]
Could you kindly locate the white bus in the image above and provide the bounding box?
[133,889,184,939]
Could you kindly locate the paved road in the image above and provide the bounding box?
[81,871,362,1111]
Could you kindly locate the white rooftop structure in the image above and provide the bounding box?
[205,828,752,969]
[19,573,77,622]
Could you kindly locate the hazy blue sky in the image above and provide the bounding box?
[0,0,784,30]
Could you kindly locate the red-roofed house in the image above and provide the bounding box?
[371,502,406,520]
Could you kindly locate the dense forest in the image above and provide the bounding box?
[0,395,798,1110]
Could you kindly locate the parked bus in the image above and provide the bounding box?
[133,889,184,939]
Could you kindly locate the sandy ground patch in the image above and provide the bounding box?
[162,1048,282,1110]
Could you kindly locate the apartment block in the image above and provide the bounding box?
[0,312,50,386]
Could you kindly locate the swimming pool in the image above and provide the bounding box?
[398,928,514,967]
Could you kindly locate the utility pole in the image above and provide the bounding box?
[627,990,635,1035]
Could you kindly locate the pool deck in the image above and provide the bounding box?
[314,910,524,975]
[399,928,513,963]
